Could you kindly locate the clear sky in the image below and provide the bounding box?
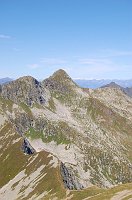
[0,0,132,80]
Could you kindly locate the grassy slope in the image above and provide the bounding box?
[0,122,132,200]
[0,122,66,199]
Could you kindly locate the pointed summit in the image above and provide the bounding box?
[52,69,68,76]
[52,69,70,79]
[42,69,77,94]
[49,69,74,83]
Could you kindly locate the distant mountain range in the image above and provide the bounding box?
[74,79,132,89]
[0,77,13,85]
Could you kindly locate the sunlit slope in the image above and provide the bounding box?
[0,69,132,199]
[0,122,68,200]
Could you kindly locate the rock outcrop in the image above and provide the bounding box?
[60,162,83,190]
[22,138,35,155]
[1,76,46,106]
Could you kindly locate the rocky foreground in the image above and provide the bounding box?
[0,69,132,200]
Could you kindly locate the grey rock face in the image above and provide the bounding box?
[1,76,46,106]
[60,162,83,190]
[10,112,33,135]
[22,138,35,155]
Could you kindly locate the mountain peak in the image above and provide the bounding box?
[51,69,71,81]
[101,81,122,89]
[43,69,77,94]
[53,69,68,75]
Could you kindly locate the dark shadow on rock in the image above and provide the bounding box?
[22,138,35,155]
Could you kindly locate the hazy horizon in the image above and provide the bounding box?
[1,71,132,82]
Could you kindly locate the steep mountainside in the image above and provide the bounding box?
[0,69,132,199]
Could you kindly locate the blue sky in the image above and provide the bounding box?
[0,0,132,80]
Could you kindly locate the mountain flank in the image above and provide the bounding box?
[0,69,132,199]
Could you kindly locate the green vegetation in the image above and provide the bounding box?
[0,122,66,200]
[0,123,27,187]
[20,102,33,117]
[84,183,132,200]
[25,127,71,145]
[0,122,132,200]
[25,127,43,139]
[71,186,105,200]
[70,183,132,200]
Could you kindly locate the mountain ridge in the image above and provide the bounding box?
[0,69,132,199]
[102,81,132,97]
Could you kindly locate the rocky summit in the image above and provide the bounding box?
[0,69,132,200]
